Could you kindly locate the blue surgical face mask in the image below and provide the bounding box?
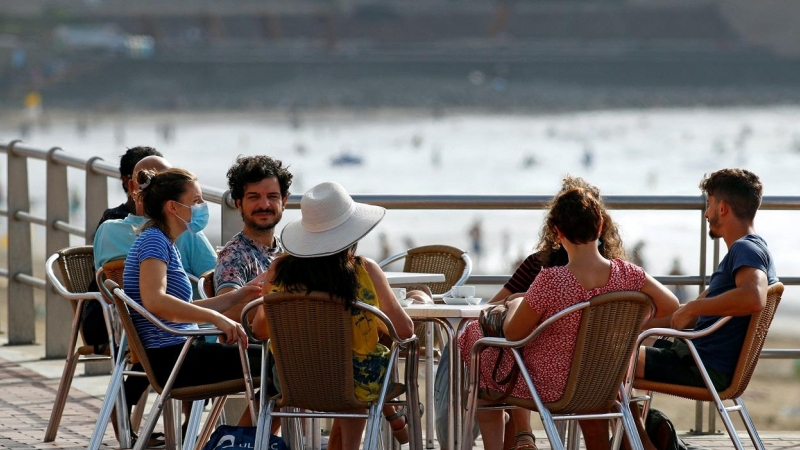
[174,201,209,234]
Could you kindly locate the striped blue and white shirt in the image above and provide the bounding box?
[123,226,198,348]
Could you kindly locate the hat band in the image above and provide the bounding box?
[302,201,356,233]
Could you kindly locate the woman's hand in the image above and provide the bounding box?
[212,312,249,348]
[237,284,264,303]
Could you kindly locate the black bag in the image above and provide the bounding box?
[645,408,689,450]
[478,304,519,401]
[478,304,508,338]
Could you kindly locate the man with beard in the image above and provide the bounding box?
[631,168,778,450]
[214,155,293,295]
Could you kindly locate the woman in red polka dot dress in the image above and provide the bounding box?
[458,184,680,450]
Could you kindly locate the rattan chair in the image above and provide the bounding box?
[462,291,653,450]
[44,245,115,443]
[379,244,472,301]
[104,279,259,450]
[197,268,216,299]
[632,282,784,450]
[241,291,423,450]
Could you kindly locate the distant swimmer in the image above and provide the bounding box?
[581,144,594,169]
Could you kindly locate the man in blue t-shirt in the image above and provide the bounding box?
[633,168,778,449]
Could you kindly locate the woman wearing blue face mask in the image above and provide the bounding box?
[123,168,267,412]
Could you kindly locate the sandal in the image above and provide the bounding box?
[511,431,537,450]
[385,408,409,445]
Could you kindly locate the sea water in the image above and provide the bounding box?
[3,106,800,286]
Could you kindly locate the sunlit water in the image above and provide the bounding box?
[3,106,800,331]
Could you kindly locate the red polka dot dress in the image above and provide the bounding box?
[458,258,645,402]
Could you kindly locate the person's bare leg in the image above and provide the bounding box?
[625,403,657,450]
[502,411,516,450]
[580,419,610,450]
[504,409,535,450]
[477,408,506,450]
[328,420,342,450]
[382,405,409,444]
[338,417,368,450]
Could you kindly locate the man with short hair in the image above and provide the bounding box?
[633,168,778,449]
[97,146,162,226]
[214,155,293,295]
[93,155,216,277]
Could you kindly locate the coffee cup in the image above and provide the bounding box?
[450,285,475,298]
[392,287,407,303]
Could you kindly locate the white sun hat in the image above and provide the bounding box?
[280,181,386,257]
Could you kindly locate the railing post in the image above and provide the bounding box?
[85,156,108,245]
[6,140,36,345]
[45,147,73,358]
[221,190,243,247]
[694,203,708,434]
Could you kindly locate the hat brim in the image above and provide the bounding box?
[281,202,386,257]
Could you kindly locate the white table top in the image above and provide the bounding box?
[383,271,446,285]
[402,303,488,319]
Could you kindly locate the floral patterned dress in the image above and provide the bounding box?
[457,258,645,402]
[271,263,391,402]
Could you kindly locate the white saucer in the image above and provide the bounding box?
[466,297,483,305]
[442,297,472,305]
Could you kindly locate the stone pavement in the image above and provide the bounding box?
[1,343,800,450]
[0,356,116,449]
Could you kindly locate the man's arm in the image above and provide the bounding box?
[670,267,767,330]
[212,245,248,295]
[177,231,217,277]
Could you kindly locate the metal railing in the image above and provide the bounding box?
[1,140,797,433]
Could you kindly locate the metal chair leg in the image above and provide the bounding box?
[88,352,129,450]
[44,317,82,443]
[182,400,205,450]
[195,397,227,450]
[735,397,765,450]
[134,393,166,450]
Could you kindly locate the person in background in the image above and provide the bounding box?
[94,155,216,281]
[251,182,420,450]
[631,169,777,450]
[97,146,162,226]
[457,183,680,450]
[214,155,293,296]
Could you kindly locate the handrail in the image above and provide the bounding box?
[1,140,798,433]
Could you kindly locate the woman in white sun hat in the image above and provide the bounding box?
[251,181,418,450]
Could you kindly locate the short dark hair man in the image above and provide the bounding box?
[214,155,293,295]
[98,146,162,226]
[633,168,778,447]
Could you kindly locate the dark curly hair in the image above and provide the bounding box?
[536,176,626,266]
[699,168,762,221]
[137,168,197,236]
[226,155,293,201]
[119,146,162,193]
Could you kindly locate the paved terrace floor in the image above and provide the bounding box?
[2,341,800,450]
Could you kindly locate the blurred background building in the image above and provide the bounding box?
[1,0,799,111]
